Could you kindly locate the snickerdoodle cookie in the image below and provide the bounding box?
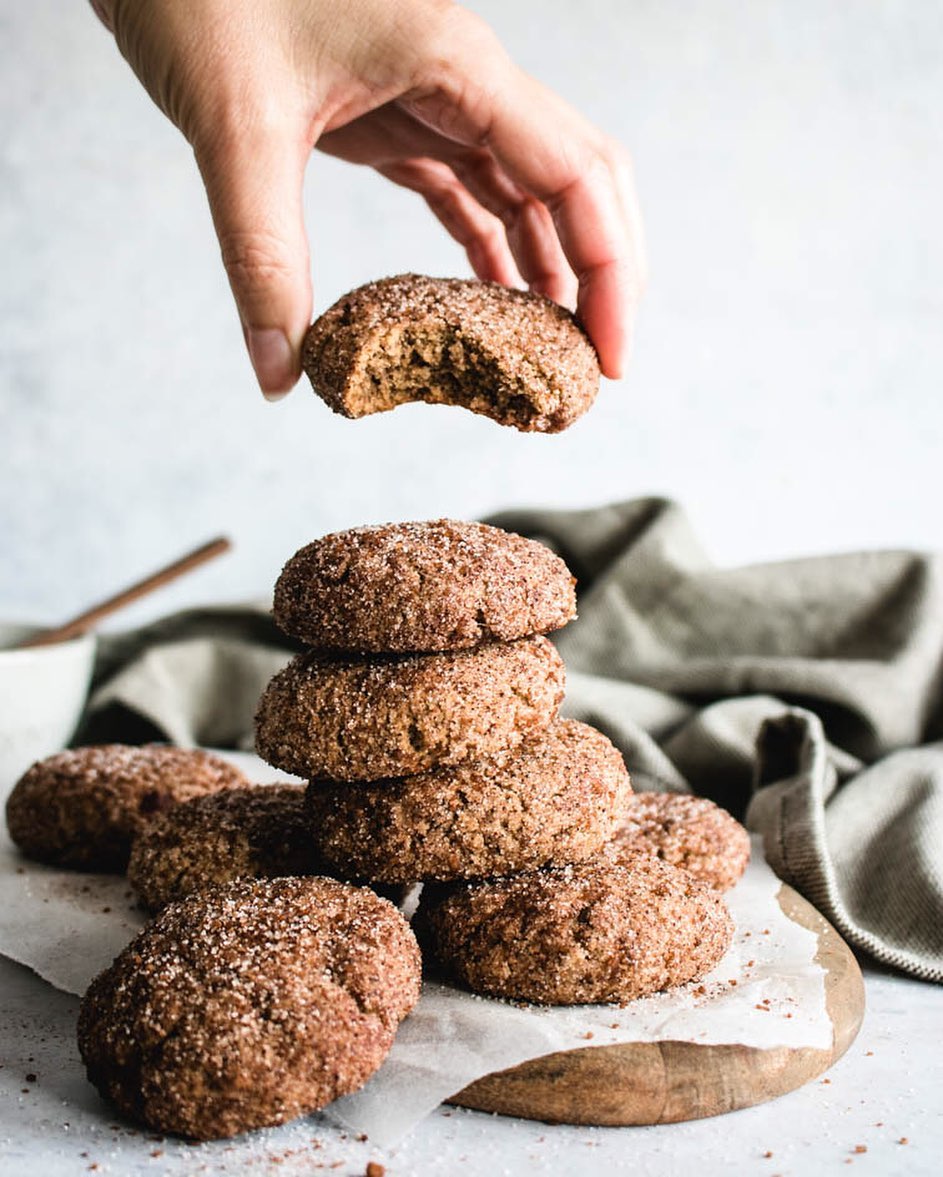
[273,519,576,653]
[607,792,750,891]
[77,876,421,1140]
[302,274,600,433]
[415,853,734,1004]
[5,745,247,871]
[305,720,631,883]
[127,784,323,911]
[255,635,565,781]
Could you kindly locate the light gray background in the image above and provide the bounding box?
[1,9,942,1173]
[2,0,942,625]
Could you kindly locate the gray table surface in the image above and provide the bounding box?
[1,952,940,1177]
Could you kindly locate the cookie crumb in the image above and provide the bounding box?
[898,1137,909,1145]
[366,1164,385,1177]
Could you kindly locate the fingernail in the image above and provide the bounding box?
[246,328,295,400]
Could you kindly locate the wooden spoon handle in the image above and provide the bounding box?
[17,536,232,649]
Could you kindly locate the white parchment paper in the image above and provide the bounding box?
[0,752,830,1144]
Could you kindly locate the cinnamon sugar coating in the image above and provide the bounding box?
[255,635,565,782]
[77,877,421,1140]
[5,745,247,871]
[127,785,324,911]
[302,274,600,433]
[416,854,734,1004]
[607,792,751,891]
[305,720,631,883]
[273,519,576,653]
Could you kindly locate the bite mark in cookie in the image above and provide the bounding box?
[303,274,600,433]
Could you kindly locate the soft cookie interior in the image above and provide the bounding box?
[343,320,571,432]
[303,275,601,434]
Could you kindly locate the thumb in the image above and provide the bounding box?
[195,128,312,400]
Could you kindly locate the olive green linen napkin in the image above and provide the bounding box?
[77,498,943,981]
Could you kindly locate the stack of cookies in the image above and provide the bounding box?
[256,519,737,1005]
[10,520,741,1025]
[6,518,748,1141]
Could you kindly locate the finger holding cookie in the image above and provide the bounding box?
[91,0,643,395]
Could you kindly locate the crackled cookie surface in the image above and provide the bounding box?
[302,274,600,433]
[255,635,565,782]
[416,853,734,1004]
[273,518,576,653]
[78,876,421,1140]
[607,792,750,891]
[305,720,631,883]
[5,745,247,871]
[127,784,324,911]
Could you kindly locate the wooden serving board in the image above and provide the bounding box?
[448,884,864,1125]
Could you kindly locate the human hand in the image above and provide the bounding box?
[93,0,645,398]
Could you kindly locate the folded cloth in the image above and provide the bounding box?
[77,499,943,982]
[492,499,943,983]
[76,605,300,750]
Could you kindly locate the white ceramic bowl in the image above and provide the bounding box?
[0,622,97,799]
